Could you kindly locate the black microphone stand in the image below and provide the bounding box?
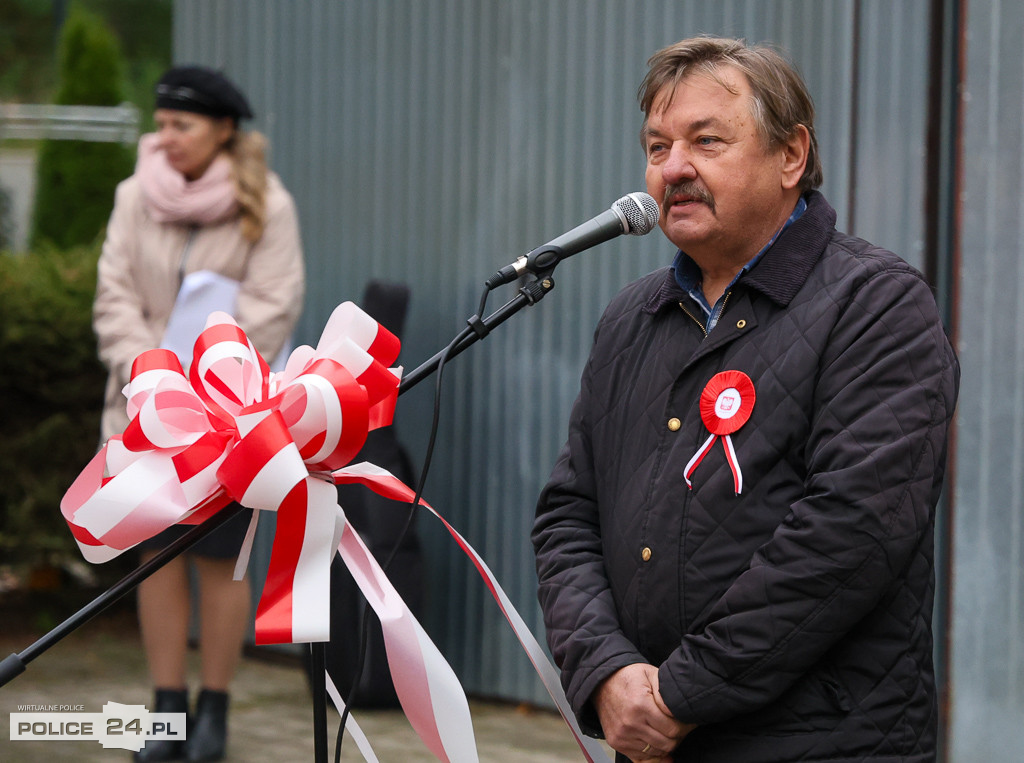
[399,268,555,394]
[0,268,558,763]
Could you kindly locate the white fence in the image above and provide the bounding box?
[0,102,139,144]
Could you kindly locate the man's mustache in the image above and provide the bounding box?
[663,182,715,214]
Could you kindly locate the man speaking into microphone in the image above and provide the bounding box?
[532,36,959,763]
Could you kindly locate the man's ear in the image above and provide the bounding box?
[780,124,810,190]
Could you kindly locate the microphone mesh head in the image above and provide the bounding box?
[614,192,661,235]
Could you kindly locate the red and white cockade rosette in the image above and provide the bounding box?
[60,303,609,763]
[683,370,756,494]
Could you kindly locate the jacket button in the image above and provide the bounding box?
[736,319,747,329]
[667,418,681,431]
[641,547,652,562]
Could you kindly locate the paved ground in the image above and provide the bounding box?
[0,597,611,762]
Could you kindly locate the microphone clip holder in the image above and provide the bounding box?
[401,267,557,394]
[466,270,552,340]
[518,271,555,305]
[484,244,566,290]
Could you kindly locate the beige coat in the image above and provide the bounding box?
[94,172,305,440]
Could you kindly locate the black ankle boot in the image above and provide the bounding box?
[184,689,229,762]
[134,688,188,762]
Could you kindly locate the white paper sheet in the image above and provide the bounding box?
[160,270,240,368]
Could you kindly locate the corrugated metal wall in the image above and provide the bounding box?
[951,0,1024,758]
[172,0,949,716]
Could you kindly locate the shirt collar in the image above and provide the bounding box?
[643,192,833,316]
[671,196,808,316]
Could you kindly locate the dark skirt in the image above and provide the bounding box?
[135,502,253,559]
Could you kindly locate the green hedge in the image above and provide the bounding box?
[0,245,108,571]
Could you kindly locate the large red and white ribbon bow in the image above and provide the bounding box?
[683,370,756,494]
[61,302,403,643]
[60,303,609,762]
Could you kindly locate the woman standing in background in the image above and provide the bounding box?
[93,65,305,762]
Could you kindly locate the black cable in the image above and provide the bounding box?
[332,287,490,761]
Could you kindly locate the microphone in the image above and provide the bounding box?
[486,192,661,288]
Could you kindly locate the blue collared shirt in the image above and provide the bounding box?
[671,196,807,333]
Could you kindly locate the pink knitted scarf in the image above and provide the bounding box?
[135,132,238,225]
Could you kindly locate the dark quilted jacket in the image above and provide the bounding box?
[532,191,959,762]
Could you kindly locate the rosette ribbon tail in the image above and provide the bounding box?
[682,433,743,494]
[683,433,717,490]
[722,434,743,494]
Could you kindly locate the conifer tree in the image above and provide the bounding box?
[30,4,135,249]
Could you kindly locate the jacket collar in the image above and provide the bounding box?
[643,191,837,314]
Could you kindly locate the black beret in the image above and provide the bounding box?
[155,65,254,122]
